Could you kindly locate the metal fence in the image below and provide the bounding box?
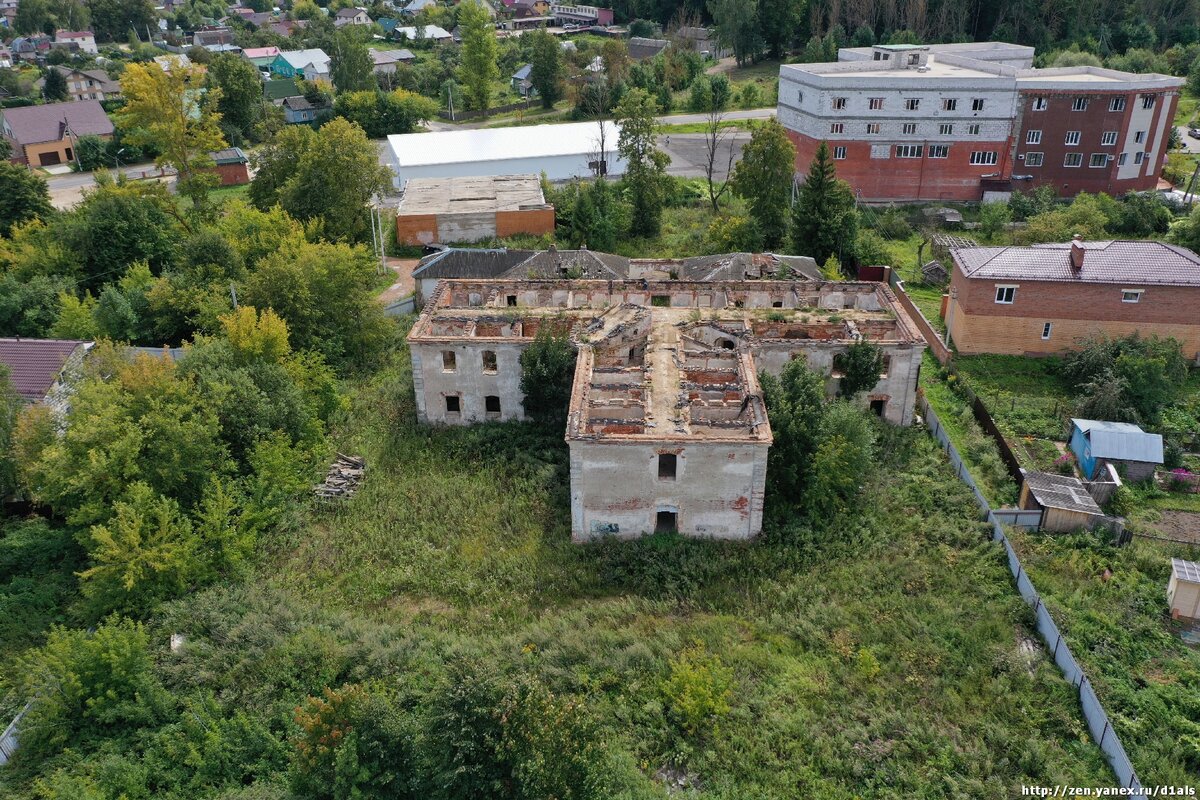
[0,702,28,766]
[920,394,1148,799]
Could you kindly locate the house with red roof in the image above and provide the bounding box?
[53,30,97,54]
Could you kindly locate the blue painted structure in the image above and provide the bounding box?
[1069,418,1164,481]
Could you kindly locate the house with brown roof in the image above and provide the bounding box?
[0,100,114,167]
[0,338,93,415]
[334,6,372,26]
[944,236,1200,359]
[53,29,97,54]
[54,66,122,102]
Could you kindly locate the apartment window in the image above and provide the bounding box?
[1026,130,1041,145]
[1041,322,1053,340]
[832,97,847,110]
[830,122,844,134]
[1117,153,1128,166]
[971,98,985,111]
[967,123,981,135]
[969,150,997,165]
[1109,97,1126,112]
[1141,94,1155,109]
[1089,153,1108,168]
[1033,97,1048,111]
[942,98,957,111]
[441,350,457,372]
[1065,131,1081,146]
[1134,151,1145,165]
[928,145,949,158]
[833,146,847,159]
[869,97,884,110]
[895,145,923,158]
[481,350,497,373]
[1101,131,1118,146]
[995,285,1016,304]
[904,97,920,111]
[1134,130,1146,144]
[658,452,677,480]
[939,123,953,135]
[445,395,461,414]
[1071,97,1088,111]
[1064,153,1083,167]
[1024,152,1044,167]
[902,123,917,135]
[1121,289,1143,303]
[866,123,881,134]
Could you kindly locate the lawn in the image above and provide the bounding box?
[1007,528,1200,785]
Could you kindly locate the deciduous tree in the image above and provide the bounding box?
[730,117,795,249]
[457,0,498,112]
[519,324,576,421]
[330,28,375,93]
[208,53,263,144]
[615,88,670,238]
[527,28,562,109]
[0,161,53,237]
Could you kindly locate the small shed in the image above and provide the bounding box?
[1168,558,1200,621]
[1069,419,1164,482]
[208,147,250,186]
[920,260,948,284]
[1019,471,1106,532]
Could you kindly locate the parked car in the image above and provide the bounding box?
[1188,128,1200,139]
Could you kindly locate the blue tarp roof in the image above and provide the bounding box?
[1072,418,1164,464]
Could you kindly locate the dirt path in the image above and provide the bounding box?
[377,257,419,305]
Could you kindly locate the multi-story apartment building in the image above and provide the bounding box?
[777,43,1182,202]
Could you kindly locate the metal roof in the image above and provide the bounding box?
[0,338,90,402]
[952,240,1200,287]
[1173,558,1200,584]
[1023,471,1104,515]
[388,121,622,169]
[1072,418,1164,463]
[0,100,113,145]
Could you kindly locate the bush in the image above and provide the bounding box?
[661,641,732,741]
[872,207,913,240]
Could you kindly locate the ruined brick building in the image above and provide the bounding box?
[408,277,926,541]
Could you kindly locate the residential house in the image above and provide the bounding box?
[270,19,307,37]
[945,237,1200,359]
[153,53,195,72]
[54,66,121,102]
[208,147,250,185]
[401,0,437,13]
[264,77,303,104]
[193,26,234,47]
[1069,419,1164,482]
[0,46,13,68]
[511,64,534,97]
[53,30,98,54]
[674,26,728,58]
[371,48,415,74]
[391,24,453,42]
[11,35,52,62]
[0,338,93,415]
[510,0,548,16]
[334,7,372,26]
[0,100,114,166]
[376,17,402,35]
[282,94,328,124]
[242,45,281,70]
[271,48,332,82]
[628,37,668,60]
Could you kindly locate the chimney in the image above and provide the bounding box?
[1069,234,1085,272]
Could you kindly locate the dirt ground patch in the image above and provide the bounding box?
[1141,510,1200,544]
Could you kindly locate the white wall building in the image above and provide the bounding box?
[387,121,625,188]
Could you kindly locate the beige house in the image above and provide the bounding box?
[1168,559,1200,622]
[54,66,122,102]
[0,100,114,167]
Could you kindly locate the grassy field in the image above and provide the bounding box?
[1008,528,1200,785]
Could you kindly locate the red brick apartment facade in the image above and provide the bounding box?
[944,239,1200,358]
[777,43,1182,202]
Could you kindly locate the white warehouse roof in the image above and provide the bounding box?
[388,121,622,169]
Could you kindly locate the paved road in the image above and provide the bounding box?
[44,162,170,209]
[1177,125,1200,154]
[660,131,751,181]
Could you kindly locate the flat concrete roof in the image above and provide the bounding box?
[398,175,549,215]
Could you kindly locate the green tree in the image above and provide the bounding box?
[755,0,800,58]
[527,28,562,109]
[330,28,376,93]
[208,53,263,143]
[14,0,52,34]
[333,89,439,137]
[42,67,69,101]
[729,117,795,249]
[456,0,498,112]
[834,338,884,398]
[519,324,576,421]
[0,365,20,498]
[118,57,228,214]
[803,401,876,518]
[61,178,180,288]
[759,358,826,517]
[709,0,764,65]
[615,88,670,238]
[250,118,391,242]
[87,0,155,41]
[242,238,392,369]
[979,201,1012,238]
[0,161,53,237]
[791,141,859,265]
[1014,193,1110,245]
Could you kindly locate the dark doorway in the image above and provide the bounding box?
[655,510,677,533]
[870,399,886,417]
